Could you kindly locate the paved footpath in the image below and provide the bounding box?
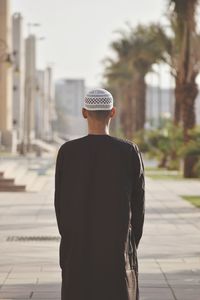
[0,165,200,299]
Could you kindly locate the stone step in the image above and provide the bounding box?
[12,165,29,185]
[0,160,35,192]
[0,155,54,192]
[0,163,27,192]
[0,184,26,192]
[24,171,38,191]
[0,161,19,178]
[0,178,15,186]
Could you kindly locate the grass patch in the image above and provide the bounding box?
[145,166,160,171]
[145,168,183,180]
[147,173,183,180]
[181,196,200,208]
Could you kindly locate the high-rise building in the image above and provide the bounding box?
[45,66,56,141]
[35,70,45,140]
[24,34,36,150]
[145,85,175,128]
[35,67,56,141]
[146,85,200,127]
[55,79,87,138]
[55,79,85,117]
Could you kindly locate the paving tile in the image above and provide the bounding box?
[31,291,60,299]
[140,287,175,300]
[173,287,200,300]
[0,291,31,299]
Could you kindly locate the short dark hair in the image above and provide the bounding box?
[87,109,112,120]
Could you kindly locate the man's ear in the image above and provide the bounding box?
[82,108,88,119]
[110,107,116,118]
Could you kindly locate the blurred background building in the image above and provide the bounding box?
[145,86,175,129]
[24,34,36,151]
[55,79,87,139]
[55,79,85,117]
[36,67,56,142]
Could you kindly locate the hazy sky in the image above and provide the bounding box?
[11,0,169,87]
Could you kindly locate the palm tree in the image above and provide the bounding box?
[103,58,136,139]
[128,25,167,130]
[103,23,166,139]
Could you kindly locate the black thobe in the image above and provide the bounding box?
[54,133,145,300]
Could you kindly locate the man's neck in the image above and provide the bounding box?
[88,128,109,135]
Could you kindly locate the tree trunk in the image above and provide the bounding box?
[120,82,136,140]
[181,81,198,177]
[170,0,199,177]
[158,155,168,168]
[133,75,146,131]
[174,76,182,126]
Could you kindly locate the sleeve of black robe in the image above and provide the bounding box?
[54,146,64,236]
[130,144,145,250]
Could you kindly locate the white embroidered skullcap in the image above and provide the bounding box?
[84,88,113,110]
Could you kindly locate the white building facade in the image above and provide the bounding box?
[55,79,85,117]
[35,67,56,141]
[55,79,87,138]
[24,34,36,149]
